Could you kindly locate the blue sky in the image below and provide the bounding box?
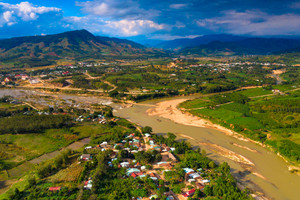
[1,0,300,42]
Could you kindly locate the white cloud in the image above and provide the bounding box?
[65,16,166,37]
[0,1,61,27]
[2,11,15,26]
[106,19,165,36]
[169,4,188,9]
[76,0,159,20]
[197,10,300,35]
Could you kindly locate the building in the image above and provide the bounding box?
[120,162,130,168]
[80,154,92,161]
[29,78,40,84]
[49,187,61,192]
[84,180,92,190]
[4,77,12,83]
[130,172,144,178]
[183,189,195,197]
[21,75,29,80]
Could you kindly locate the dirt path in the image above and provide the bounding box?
[23,102,40,111]
[85,72,117,93]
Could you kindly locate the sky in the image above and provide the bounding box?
[0,0,300,42]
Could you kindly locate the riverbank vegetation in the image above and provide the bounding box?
[180,88,300,165]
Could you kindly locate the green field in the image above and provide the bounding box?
[236,87,272,97]
[181,87,300,164]
[0,123,112,172]
[179,98,211,109]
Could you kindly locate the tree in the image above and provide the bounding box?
[27,176,36,187]
[193,189,204,198]
[155,154,162,162]
[167,132,176,145]
[219,162,230,174]
[209,161,216,169]
[142,126,152,134]
[105,109,113,118]
[109,90,119,98]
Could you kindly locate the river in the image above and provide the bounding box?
[114,98,300,200]
[1,88,299,200]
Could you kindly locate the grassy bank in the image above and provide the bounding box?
[179,87,300,166]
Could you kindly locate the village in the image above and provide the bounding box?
[47,129,213,200]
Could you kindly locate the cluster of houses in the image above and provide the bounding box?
[76,114,107,124]
[75,132,211,199]
[1,73,42,86]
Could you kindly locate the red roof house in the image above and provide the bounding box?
[49,187,61,191]
[130,172,144,178]
[183,189,195,197]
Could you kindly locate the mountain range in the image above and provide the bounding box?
[0,30,300,64]
[0,29,164,62]
[157,35,300,56]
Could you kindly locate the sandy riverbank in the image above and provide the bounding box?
[146,98,300,178]
[146,98,272,194]
[147,99,251,142]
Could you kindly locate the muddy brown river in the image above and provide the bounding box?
[114,99,300,200]
[1,89,300,200]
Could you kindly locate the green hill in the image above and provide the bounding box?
[0,29,164,62]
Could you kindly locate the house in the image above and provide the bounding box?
[157,161,168,166]
[84,180,92,190]
[149,140,155,145]
[150,177,158,181]
[133,138,140,143]
[188,179,195,183]
[202,179,210,184]
[183,189,195,197]
[149,172,160,180]
[183,168,194,174]
[49,187,61,191]
[196,183,205,190]
[100,141,108,146]
[4,77,12,83]
[21,75,29,80]
[29,78,40,84]
[153,146,161,152]
[189,173,201,179]
[162,144,170,152]
[120,162,130,168]
[126,168,140,176]
[130,172,144,178]
[80,154,92,161]
[144,133,151,137]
